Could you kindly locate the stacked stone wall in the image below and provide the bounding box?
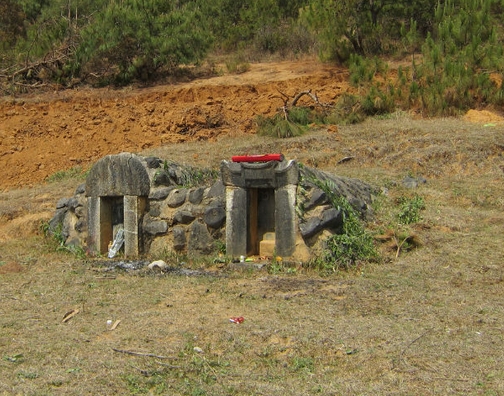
[48,153,375,261]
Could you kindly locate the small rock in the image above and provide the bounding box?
[403,176,427,189]
[167,189,187,208]
[145,157,162,169]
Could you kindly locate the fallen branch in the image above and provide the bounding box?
[400,329,432,357]
[394,328,433,369]
[62,308,80,323]
[112,348,176,360]
[273,89,333,112]
[14,82,47,88]
[292,89,316,107]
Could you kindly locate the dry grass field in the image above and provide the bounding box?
[1,59,504,395]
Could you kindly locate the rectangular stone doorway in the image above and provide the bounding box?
[100,196,124,255]
[88,195,147,258]
[248,188,275,256]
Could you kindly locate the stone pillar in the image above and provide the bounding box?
[87,196,113,255]
[225,186,247,257]
[275,184,297,257]
[87,196,100,255]
[123,195,147,258]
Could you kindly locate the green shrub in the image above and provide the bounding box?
[255,114,306,138]
[225,56,250,74]
[41,222,86,259]
[349,55,388,87]
[304,176,379,272]
[397,194,425,225]
[287,106,313,125]
[325,94,364,125]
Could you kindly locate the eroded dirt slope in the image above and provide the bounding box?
[0,60,348,190]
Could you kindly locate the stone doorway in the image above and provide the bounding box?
[85,153,150,258]
[98,196,125,255]
[220,157,299,258]
[248,188,275,256]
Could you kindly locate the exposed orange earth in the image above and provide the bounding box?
[0,59,351,190]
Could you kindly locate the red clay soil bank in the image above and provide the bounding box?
[0,60,349,190]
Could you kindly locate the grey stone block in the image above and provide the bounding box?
[207,180,225,198]
[75,183,86,195]
[85,153,150,197]
[153,170,172,187]
[189,187,205,204]
[146,157,162,169]
[188,221,213,255]
[204,205,226,229]
[173,226,186,251]
[56,198,69,209]
[144,219,168,235]
[167,189,187,208]
[304,188,327,211]
[174,210,195,225]
[149,186,175,200]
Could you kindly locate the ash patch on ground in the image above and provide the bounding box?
[92,259,220,277]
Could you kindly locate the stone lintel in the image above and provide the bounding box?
[85,153,150,197]
[220,159,299,189]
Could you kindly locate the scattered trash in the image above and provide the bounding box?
[229,316,245,324]
[484,123,496,127]
[240,255,245,263]
[109,319,121,331]
[4,354,24,363]
[106,319,113,329]
[193,347,204,353]
[148,260,168,270]
[337,156,354,164]
[108,228,124,258]
[62,309,80,323]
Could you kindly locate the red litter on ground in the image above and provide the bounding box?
[229,316,245,324]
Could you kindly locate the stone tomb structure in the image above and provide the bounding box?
[221,158,299,258]
[49,152,375,261]
[85,153,149,257]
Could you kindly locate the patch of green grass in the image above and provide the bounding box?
[17,371,38,379]
[291,356,315,373]
[46,166,87,183]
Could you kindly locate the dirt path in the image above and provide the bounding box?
[0,59,348,190]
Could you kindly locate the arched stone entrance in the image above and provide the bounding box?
[85,153,150,257]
